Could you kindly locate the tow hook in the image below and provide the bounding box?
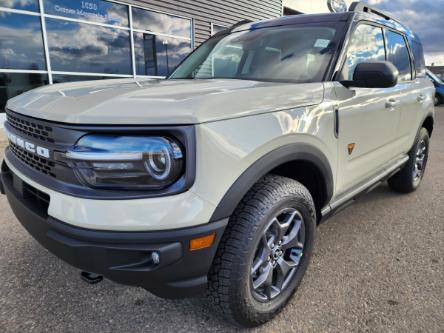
[81,271,103,284]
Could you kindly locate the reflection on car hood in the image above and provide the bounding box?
[6,78,324,125]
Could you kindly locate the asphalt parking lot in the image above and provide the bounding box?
[0,108,443,333]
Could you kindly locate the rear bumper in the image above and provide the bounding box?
[0,161,228,298]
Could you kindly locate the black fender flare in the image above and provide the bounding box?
[210,143,334,221]
[420,112,434,137]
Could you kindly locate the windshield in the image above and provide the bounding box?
[427,70,443,84]
[169,24,340,83]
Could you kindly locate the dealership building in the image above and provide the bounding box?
[0,0,347,124]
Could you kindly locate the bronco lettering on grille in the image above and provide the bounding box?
[4,127,50,159]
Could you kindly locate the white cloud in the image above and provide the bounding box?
[425,53,444,66]
[0,23,45,69]
[366,0,386,4]
[2,0,34,8]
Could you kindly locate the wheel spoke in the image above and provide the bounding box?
[251,256,266,275]
[261,234,273,256]
[252,262,273,290]
[276,257,295,279]
[281,219,303,250]
[279,210,297,239]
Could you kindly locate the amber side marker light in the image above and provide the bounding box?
[189,233,216,251]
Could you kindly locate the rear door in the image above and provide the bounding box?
[386,32,432,153]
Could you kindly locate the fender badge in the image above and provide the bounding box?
[348,143,355,155]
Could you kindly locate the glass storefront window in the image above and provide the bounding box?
[0,73,49,110]
[0,13,46,70]
[52,74,122,83]
[44,0,129,27]
[0,0,195,114]
[0,0,39,12]
[134,34,191,76]
[46,18,132,74]
[132,7,191,39]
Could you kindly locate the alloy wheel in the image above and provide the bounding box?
[250,208,305,302]
[413,139,427,183]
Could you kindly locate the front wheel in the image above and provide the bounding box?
[434,94,442,106]
[388,127,430,193]
[207,175,316,327]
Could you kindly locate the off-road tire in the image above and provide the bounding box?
[388,127,430,193]
[207,175,316,327]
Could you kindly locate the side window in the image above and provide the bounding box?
[341,24,386,80]
[385,30,412,81]
[411,40,426,78]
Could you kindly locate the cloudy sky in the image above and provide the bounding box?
[287,0,444,65]
[365,0,444,65]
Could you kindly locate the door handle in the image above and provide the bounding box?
[386,98,399,109]
[417,94,426,103]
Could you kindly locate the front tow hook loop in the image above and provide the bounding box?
[81,271,103,284]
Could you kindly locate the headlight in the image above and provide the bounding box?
[65,135,184,190]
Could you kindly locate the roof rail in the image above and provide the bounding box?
[349,1,392,21]
[229,19,253,31]
[211,20,252,37]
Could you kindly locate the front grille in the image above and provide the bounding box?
[1,161,50,217]
[23,181,50,214]
[9,142,56,178]
[6,113,54,143]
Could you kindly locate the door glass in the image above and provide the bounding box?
[385,30,412,81]
[341,24,386,80]
[411,41,426,78]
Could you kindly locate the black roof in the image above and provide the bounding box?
[230,9,419,43]
[231,12,351,33]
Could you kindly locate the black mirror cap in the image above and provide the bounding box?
[342,61,399,88]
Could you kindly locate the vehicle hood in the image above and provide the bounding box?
[6,78,324,125]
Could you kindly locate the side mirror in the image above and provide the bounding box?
[341,61,399,88]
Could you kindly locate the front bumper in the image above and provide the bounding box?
[0,161,228,298]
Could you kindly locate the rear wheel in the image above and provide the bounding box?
[207,175,316,327]
[388,128,430,193]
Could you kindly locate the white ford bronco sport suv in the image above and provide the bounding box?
[0,2,435,327]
